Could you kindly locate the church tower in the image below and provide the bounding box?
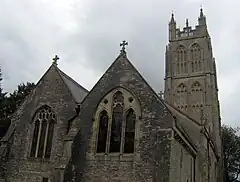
[164,8,221,152]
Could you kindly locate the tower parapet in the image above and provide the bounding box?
[169,8,208,42]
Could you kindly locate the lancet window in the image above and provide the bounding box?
[94,88,140,154]
[30,105,55,159]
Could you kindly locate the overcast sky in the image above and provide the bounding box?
[0,0,239,127]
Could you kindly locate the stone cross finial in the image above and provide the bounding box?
[52,55,59,66]
[158,91,164,99]
[120,40,128,54]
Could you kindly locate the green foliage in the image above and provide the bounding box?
[0,68,35,138]
[8,82,35,115]
[0,68,9,137]
[222,125,240,182]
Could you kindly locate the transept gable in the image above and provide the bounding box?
[64,52,177,181]
[81,52,169,118]
[1,62,87,143]
[35,63,88,104]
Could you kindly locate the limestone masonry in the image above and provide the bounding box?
[0,8,223,182]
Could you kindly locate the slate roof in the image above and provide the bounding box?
[1,64,89,142]
[57,68,89,104]
[164,101,202,147]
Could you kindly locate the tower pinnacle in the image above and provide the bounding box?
[186,18,189,27]
[170,12,175,22]
[198,7,206,27]
[200,7,204,18]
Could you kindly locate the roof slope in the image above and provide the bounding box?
[81,51,167,111]
[57,68,88,103]
[164,101,202,146]
[1,63,88,142]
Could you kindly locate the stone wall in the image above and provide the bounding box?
[169,138,195,182]
[5,65,77,182]
[64,54,175,181]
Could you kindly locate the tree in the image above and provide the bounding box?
[222,125,240,182]
[7,82,35,115]
[0,68,9,138]
[0,67,35,138]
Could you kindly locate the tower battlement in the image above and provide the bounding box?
[169,8,208,41]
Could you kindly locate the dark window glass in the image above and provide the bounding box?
[124,109,136,153]
[97,110,109,153]
[30,120,40,157]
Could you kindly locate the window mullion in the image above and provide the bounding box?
[43,121,50,158]
[35,119,42,158]
[120,110,126,155]
[106,112,112,154]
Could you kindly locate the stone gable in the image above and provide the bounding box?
[64,53,176,182]
[2,64,83,181]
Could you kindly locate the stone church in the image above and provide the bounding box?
[0,8,223,182]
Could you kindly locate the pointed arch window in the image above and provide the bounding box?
[30,105,55,159]
[95,89,140,154]
[176,46,187,74]
[190,43,202,72]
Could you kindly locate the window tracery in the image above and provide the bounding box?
[30,105,55,159]
[94,88,140,155]
[176,46,187,74]
[190,43,202,72]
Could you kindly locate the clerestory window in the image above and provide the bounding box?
[30,105,55,159]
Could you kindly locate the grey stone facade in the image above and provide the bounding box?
[0,8,223,182]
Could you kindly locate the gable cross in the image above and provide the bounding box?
[120,40,128,53]
[52,55,59,66]
[158,91,164,99]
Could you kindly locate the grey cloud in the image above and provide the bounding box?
[1,0,240,126]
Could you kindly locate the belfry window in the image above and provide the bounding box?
[190,43,202,72]
[95,88,140,154]
[176,45,187,74]
[30,105,55,159]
